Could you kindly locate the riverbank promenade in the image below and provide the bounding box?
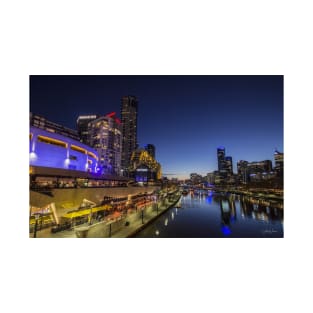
[35,191,181,238]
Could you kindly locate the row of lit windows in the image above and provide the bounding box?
[37,135,68,148]
[30,134,98,160]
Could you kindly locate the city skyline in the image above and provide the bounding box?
[30,75,283,179]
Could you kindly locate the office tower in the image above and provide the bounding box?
[237,160,249,184]
[88,112,122,175]
[217,146,225,172]
[121,96,138,175]
[225,156,233,175]
[77,115,98,145]
[190,173,203,185]
[144,144,156,159]
[206,172,215,184]
[274,149,284,177]
[237,160,272,182]
[247,160,272,174]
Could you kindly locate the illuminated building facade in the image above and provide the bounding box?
[77,115,98,145]
[217,146,226,173]
[88,112,122,175]
[247,160,272,174]
[30,126,99,173]
[237,159,273,183]
[130,149,161,182]
[121,96,138,175]
[237,160,249,184]
[217,146,233,179]
[225,156,233,175]
[30,112,80,141]
[274,149,284,177]
[190,173,203,185]
[206,172,215,184]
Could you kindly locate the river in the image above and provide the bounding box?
[135,192,283,238]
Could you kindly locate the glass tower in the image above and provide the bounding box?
[121,96,138,175]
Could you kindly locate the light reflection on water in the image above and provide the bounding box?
[135,193,283,238]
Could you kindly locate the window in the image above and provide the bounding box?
[37,135,67,148]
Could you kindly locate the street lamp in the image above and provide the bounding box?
[141,208,144,224]
[33,213,41,238]
[141,196,146,224]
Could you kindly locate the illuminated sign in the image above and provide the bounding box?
[78,115,97,120]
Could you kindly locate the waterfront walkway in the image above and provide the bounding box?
[35,192,181,238]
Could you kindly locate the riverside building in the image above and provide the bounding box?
[30,113,100,174]
[121,95,138,176]
[77,115,98,145]
[274,149,284,178]
[88,112,122,176]
[130,149,162,182]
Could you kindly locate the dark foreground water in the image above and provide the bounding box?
[135,192,283,238]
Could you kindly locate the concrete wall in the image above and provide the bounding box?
[30,186,160,217]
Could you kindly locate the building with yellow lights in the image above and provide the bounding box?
[88,112,122,175]
[130,149,162,182]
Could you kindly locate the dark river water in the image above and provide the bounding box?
[135,192,283,238]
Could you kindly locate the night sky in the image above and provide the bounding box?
[30,75,283,179]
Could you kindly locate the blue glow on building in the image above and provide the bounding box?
[29,126,100,173]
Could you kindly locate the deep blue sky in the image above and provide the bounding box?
[30,75,283,179]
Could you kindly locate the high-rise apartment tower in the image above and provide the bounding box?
[121,96,138,175]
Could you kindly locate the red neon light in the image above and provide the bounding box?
[106,112,116,118]
[115,118,121,124]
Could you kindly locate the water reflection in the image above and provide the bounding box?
[239,196,283,222]
[135,192,283,238]
[219,198,237,236]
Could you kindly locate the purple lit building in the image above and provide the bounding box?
[30,125,100,173]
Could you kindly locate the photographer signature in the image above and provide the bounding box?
[263,229,278,234]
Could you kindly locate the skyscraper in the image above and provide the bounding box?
[217,146,226,172]
[274,149,284,177]
[217,146,234,181]
[121,96,138,175]
[237,160,249,184]
[88,112,122,175]
[144,144,155,159]
[77,115,98,145]
[225,156,233,175]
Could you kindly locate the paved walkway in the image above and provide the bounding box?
[33,194,181,238]
[112,200,177,238]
